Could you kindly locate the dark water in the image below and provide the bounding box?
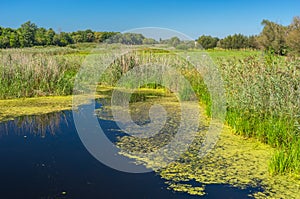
[0,104,260,199]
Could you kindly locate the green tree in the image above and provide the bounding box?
[142,38,157,45]
[287,16,300,54]
[94,32,118,42]
[85,29,95,42]
[9,31,19,47]
[53,32,73,46]
[18,21,38,47]
[170,37,180,47]
[35,28,47,46]
[197,35,219,49]
[218,34,249,49]
[258,19,288,55]
[45,28,56,45]
[247,35,259,49]
[0,28,11,48]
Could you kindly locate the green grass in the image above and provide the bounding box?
[60,46,300,175]
[214,54,300,175]
[0,47,85,99]
[0,45,299,176]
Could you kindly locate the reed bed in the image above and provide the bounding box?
[103,49,300,175]
[1,45,299,175]
[0,48,83,99]
[216,55,300,175]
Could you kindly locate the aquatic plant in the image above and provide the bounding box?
[216,55,300,174]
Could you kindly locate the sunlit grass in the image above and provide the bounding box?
[0,48,84,99]
[1,45,299,176]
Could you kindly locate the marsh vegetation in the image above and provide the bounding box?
[0,43,300,198]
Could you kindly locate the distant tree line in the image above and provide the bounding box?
[159,37,196,50]
[0,21,158,48]
[105,32,158,45]
[197,16,300,55]
[1,17,300,55]
[0,21,118,48]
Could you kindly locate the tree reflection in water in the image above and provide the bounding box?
[0,111,69,138]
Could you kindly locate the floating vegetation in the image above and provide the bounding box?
[0,96,73,122]
[96,87,300,199]
[217,55,300,175]
[0,93,105,122]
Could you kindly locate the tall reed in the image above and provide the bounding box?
[0,48,83,99]
[216,54,300,174]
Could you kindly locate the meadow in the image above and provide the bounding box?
[0,44,299,178]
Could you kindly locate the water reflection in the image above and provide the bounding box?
[0,111,69,137]
[0,105,203,199]
[0,89,260,198]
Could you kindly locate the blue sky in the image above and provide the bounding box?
[1,0,299,39]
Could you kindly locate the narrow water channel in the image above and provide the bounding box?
[0,100,259,199]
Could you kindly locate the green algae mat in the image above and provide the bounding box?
[95,87,300,199]
[0,96,73,122]
[0,93,105,122]
[1,87,300,198]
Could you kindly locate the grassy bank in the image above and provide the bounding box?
[96,87,300,198]
[97,48,300,175]
[0,45,299,176]
[215,55,300,175]
[0,47,84,99]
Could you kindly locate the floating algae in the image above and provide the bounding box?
[0,93,107,122]
[96,87,300,199]
[0,96,74,122]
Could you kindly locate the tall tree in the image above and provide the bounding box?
[218,34,249,49]
[287,16,300,54]
[35,27,47,46]
[0,28,11,48]
[9,31,19,47]
[258,20,288,55]
[197,35,219,49]
[45,28,56,45]
[53,32,73,46]
[247,35,259,49]
[18,21,38,47]
[170,37,180,47]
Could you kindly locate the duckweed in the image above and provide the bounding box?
[97,87,300,198]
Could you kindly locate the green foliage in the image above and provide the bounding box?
[160,36,181,47]
[88,48,300,175]
[18,21,38,47]
[175,41,195,50]
[35,27,47,46]
[45,28,56,45]
[286,16,300,54]
[218,34,251,49]
[0,27,19,48]
[0,22,119,49]
[197,35,219,49]
[269,140,300,175]
[105,33,146,45]
[217,54,300,174]
[159,37,197,49]
[0,48,83,98]
[70,29,94,43]
[53,32,74,46]
[142,38,158,45]
[94,32,118,42]
[1,16,300,55]
[258,19,288,55]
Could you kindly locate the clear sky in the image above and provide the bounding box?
[1,0,299,39]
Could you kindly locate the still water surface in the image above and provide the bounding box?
[0,103,258,199]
